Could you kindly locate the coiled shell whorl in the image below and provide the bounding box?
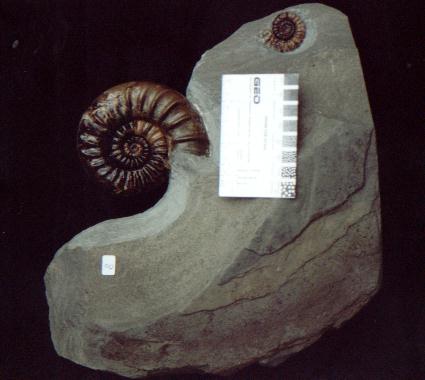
[263,11,306,52]
[77,81,209,195]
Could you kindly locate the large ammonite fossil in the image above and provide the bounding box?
[77,82,209,195]
[263,11,306,52]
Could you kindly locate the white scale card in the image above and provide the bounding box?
[219,73,299,198]
[101,255,116,275]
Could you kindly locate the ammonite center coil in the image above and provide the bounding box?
[77,82,209,195]
[264,11,306,52]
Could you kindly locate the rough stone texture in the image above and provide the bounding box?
[45,4,381,378]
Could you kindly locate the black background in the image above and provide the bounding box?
[1,0,424,379]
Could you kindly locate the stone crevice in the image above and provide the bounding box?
[219,129,375,287]
[180,290,275,317]
[182,206,378,316]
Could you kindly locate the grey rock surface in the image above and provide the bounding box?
[45,3,381,378]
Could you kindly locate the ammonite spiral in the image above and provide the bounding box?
[77,82,209,195]
[263,12,306,52]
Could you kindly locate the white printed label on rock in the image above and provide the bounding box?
[101,255,116,275]
[219,73,299,198]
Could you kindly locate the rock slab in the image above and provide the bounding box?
[45,4,381,378]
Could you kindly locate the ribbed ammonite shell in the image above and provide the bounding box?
[263,11,306,52]
[77,81,209,195]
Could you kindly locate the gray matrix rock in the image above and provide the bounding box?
[45,3,381,378]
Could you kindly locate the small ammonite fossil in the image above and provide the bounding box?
[77,81,209,195]
[263,11,306,52]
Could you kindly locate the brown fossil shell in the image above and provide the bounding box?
[263,11,306,52]
[77,81,209,195]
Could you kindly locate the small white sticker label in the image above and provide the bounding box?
[219,73,299,198]
[101,255,116,275]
